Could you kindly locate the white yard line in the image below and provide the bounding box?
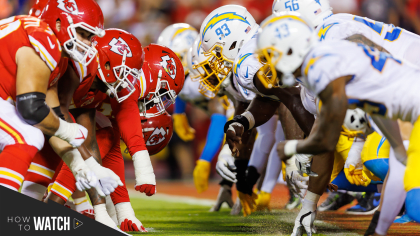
[128,189,217,206]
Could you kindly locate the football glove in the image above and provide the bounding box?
[116,202,147,232]
[173,113,195,141]
[285,155,309,199]
[295,153,318,177]
[344,140,371,186]
[238,191,258,217]
[215,144,237,182]
[193,160,211,193]
[85,157,123,197]
[291,208,317,236]
[54,119,88,148]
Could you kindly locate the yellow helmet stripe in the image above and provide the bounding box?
[202,12,250,39]
[172,27,197,40]
[261,15,310,29]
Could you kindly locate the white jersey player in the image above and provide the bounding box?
[254,13,420,235]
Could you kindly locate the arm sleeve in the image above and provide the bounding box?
[111,91,147,156]
[199,114,227,162]
[174,96,187,114]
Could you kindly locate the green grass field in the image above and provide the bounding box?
[129,196,358,236]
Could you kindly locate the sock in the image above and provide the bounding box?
[376,148,406,235]
[261,121,285,193]
[365,211,380,236]
[21,181,47,200]
[248,115,278,173]
[234,159,249,194]
[50,164,76,202]
[0,144,38,191]
[74,196,93,212]
[199,114,227,162]
[105,195,118,225]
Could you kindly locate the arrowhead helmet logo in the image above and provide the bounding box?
[146,127,167,146]
[73,218,83,229]
[108,37,133,57]
[160,55,177,79]
[57,0,79,15]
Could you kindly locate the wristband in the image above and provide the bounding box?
[241,111,255,130]
[224,115,249,133]
[284,140,298,157]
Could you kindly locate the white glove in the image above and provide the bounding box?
[54,119,88,148]
[132,150,156,196]
[94,203,132,236]
[291,207,317,236]
[295,153,318,177]
[85,157,123,197]
[216,144,237,182]
[285,155,309,198]
[60,149,97,192]
[116,202,148,232]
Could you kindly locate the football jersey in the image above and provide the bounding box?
[179,75,209,111]
[0,15,61,102]
[301,40,420,123]
[317,13,420,66]
[231,34,260,102]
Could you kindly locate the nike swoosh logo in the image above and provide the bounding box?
[47,37,55,49]
[244,67,249,79]
[75,129,85,140]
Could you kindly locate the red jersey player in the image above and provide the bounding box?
[0,14,91,192]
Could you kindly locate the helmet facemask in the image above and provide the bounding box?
[140,70,177,117]
[97,49,139,103]
[64,15,104,67]
[199,44,233,98]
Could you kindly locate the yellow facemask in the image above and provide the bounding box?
[198,44,234,98]
[255,46,283,89]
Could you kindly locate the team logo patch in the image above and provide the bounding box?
[146,127,168,146]
[108,37,132,57]
[160,55,177,79]
[57,0,79,15]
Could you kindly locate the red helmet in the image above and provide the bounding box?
[29,0,49,17]
[140,44,185,117]
[39,0,105,66]
[141,111,173,155]
[94,28,145,103]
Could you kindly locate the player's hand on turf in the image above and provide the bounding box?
[173,113,196,141]
[193,160,211,193]
[133,151,156,196]
[120,218,147,232]
[292,208,317,236]
[237,191,257,217]
[85,157,123,197]
[226,123,243,157]
[216,145,237,183]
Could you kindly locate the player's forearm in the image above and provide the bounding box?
[297,83,347,154]
[246,95,280,128]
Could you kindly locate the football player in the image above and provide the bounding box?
[0,10,98,193]
[272,0,420,232]
[21,0,123,205]
[157,24,235,198]
[256,14,420,235]
[197,5,312,216]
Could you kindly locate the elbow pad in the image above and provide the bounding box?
[16,92,50,125]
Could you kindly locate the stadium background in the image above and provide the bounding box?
[4,0,420,182]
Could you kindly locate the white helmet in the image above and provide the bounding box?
[343,108,367,132]
[199,5,258,97]
[256,12,318,88]
[272,0,333,27]
[157,23,198,75]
